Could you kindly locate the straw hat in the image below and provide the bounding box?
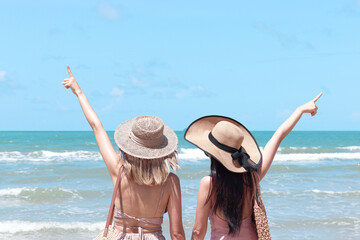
[114,116,178,159]
[184,115,262,173]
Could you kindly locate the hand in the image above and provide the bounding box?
[62,65,81,95]
[298,92,322,116]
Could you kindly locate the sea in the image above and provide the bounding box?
[0,131,359,240]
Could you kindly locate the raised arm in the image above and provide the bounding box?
[258,93,322,181]
[62,66,120,180]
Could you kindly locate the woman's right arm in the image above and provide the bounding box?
[191,176,212,240]
[167,173,186,240]
[62,66,120,180]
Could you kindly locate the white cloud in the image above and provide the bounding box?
[176,85,209,99]
[131,76,148,88]
[111,87,124,97]
[0,70,7,81]
[97,1,121,20]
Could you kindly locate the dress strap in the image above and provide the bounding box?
[102,165,124,238]
[117,166,125,209]
[153,181,166,216]
[119,167,125,185]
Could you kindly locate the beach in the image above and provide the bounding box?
[0,131,359,239]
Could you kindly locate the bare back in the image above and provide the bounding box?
[114,172,178,233]
[209,176,254,220]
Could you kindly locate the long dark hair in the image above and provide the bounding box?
[206,156,256,234]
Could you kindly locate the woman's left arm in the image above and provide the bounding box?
[192,176,212,240]
[167,174,186,240]
[258,93,322,181]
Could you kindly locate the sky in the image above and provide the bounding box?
[0,0,359,131]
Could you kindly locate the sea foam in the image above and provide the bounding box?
[0,150,102,162]
[178,148,360,162]
[178,148,206,160]
[2,146,360,163]
[0,187,82,201]
[306,189,360,196]
[336,146,360,151]
[0,220,103,233]
[274,152,360,161]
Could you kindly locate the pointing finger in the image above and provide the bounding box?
[67,65,73,77]
[313,92,323,103]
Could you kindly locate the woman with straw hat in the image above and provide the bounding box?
[62,66,185,240]
[185,93,322,240]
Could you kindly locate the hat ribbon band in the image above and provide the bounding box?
[208,132,259,171]
[129,131,164,147]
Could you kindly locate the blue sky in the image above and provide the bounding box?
[0,0,359,131]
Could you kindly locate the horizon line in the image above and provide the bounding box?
[1,130,360,132]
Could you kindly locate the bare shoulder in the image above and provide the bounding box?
[197,175,213,206]
[199,175,211,189]
[167,172,180,186]
[166,173,181,199]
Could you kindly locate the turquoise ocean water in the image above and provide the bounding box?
[0,131,359,240]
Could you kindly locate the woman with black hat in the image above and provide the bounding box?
[185,93,322,240]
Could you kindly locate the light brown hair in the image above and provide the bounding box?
[121,151,179,186]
